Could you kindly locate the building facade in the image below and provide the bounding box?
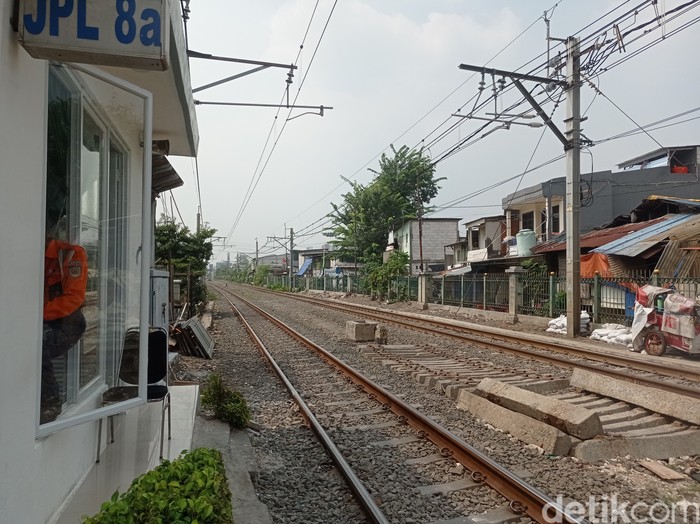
[392,218,460,274]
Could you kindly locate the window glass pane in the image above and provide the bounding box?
[42,64,145,427]
[78,110,103,390]
[42,68,82,422]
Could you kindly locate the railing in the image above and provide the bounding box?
[260,270,700,327]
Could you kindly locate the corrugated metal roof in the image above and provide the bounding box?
[644,195,700,210]
[593,214,697,256]
[152,154,184,195]
[532,217,667,254]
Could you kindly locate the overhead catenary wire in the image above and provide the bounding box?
[223,1,337,249]
[227,1,697,262]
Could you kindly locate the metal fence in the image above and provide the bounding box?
[262,270,700,327]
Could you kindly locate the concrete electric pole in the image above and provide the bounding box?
[458,34,582,338]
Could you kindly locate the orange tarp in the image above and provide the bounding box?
[580,252,612,278]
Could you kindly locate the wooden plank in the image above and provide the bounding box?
[640,460,686,480]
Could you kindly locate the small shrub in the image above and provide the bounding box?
[201,374,251,429]
[82,448,233,523]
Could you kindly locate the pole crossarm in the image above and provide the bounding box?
[511,80,568,147]
[458,64,567,87]
[193,65,270,93]
[187,50,297,71]
[194,101,333,111]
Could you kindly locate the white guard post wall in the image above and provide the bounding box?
[0,2,198,522]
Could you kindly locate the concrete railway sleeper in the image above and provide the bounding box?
[256,287,700,396]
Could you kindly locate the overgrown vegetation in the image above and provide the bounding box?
[154,218,215,318]
[201,374,251,429]
[82,448,233,524]
[364,251,410,300]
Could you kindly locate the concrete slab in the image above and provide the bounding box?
[455,389,571,455]
[603,414,670,433]
[474,378,603,439]
[191,416,272,524]
[345,320,377,342]
[572,429,700,462]
[516,379,570,395]
[570,369,700,426]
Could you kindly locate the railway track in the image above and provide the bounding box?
[251,286,700,397]
[215,283,699,461]
[211,283,582,524]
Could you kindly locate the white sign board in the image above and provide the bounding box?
[18,0,169,70]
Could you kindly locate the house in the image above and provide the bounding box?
[391,218,461,274]
[445,215,507,273]
[1,2,198,522]
[257,253,297,276]
[296,245,333,277]
[501,145,700,243]
[533,197,700,276]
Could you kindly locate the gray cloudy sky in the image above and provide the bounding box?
[164,0,700,262]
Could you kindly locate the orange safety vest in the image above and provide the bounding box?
[44,239,88,321]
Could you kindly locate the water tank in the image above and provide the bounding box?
[516,229,536,256]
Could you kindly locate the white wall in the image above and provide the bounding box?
[0,8,137,522]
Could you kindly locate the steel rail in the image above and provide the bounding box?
[274,291,700,399]
[220,292,390,524]
[224,287,586,524]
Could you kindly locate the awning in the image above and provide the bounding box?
[296,258,313,276]
[443,265,472,276]
[152,154,184,195]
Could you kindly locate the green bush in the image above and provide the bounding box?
[201,374,251,429]
[82,448,233,524]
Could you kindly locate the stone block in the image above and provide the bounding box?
[345,320,378,342]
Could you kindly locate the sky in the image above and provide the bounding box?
[163,0,700,263]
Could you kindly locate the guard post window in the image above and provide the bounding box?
[40,63,149,431]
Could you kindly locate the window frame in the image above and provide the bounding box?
[37,63,153,436]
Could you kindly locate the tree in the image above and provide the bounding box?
[365,251,410,300]
[327,145,443,265]
[154,218,215,317]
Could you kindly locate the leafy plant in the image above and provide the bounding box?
[201,374,251,429]
[82,448,233,523]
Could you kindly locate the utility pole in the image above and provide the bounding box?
[457,33,582,338]
[322,244,326,292]
[255,238,259,278]
[289,228,294,291]
[565,37,581,338]
[267,228,293,290]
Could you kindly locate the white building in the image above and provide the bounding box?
[0,2,198,522]
[391,218,461,274]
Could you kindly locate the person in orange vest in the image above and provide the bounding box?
[41,237,88,424]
